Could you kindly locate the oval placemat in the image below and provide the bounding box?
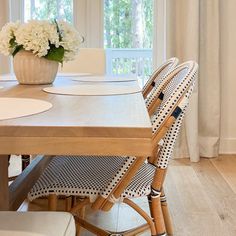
[43,82,142,96]
[72,76,137,83]
[57,72,92,77]
[0,98,52,121]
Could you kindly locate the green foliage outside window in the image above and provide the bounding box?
[24,0,73,23]
[104,0,153,49]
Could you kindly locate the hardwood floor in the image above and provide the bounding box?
[12,155,236,236]
[165,157,236,236]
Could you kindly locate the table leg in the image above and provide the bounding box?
[0,155,9,210]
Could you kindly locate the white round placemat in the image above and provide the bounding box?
[72,76,137,83]
[43,83,142,96]
[0,86,3,89]
[0,98,52,121]
[57,72,92,77]
[0,74,17,81]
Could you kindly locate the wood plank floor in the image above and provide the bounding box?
[12,155,236,236]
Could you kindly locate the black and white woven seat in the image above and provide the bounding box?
[142,57,179,99]
[28,61,198,236]
[28,155,156,202]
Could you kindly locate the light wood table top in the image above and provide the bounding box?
[0,77,152,211]
[0,78,152,156]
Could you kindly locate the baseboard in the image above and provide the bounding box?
[220,138,236,154]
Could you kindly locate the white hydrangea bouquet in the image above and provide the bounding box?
[0,19,83,63]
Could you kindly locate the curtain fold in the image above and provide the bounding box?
[0,0,10,74]
[165,0,221,161]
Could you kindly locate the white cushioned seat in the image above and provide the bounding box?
[59,48,106,75]
[0,212,76,236]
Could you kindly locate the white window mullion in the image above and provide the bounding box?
[30,0,35,20]
[74,0,103,48]
[73,0,86,46]
[9,0,24,22]
[86,0,103,48]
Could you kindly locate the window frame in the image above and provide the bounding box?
[10,0,74,23]
[153,0,167,68]
[9,0,24,22]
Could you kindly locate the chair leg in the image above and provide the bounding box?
[70,198,90,215]
[149,168,167,235]
[76,205,86,235]
[72,196,77,208]
[70,198,90,235]
[148,195,153,216]
[21,155,30,171]
[161,189,174,235]
[150,196,166,235]
[123,198,156,235]
[48,194,58,211]
[65,196,72,211]
[8,155,11,166]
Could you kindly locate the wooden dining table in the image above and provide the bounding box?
[0,77,152,211]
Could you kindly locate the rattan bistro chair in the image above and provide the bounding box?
[142,57,179,99]
[28,61,198,236]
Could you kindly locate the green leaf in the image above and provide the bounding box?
[12,45,23,57]
[44,45,64,63]
[10,37,17,48]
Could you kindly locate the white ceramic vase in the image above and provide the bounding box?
[13,50,59,85]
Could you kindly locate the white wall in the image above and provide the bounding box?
[219,0,236,153]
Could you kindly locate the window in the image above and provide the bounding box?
[9,0,165,78]
[104,0,153,78]
[23,0,73,23]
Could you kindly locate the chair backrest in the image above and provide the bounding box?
[142,57,179,99]
[156,85,194,169]
[59,48,106,75]
[150,61,198,164]
[92,61,198,210]
[145,59,181,115]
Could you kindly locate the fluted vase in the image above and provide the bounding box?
[13,50,59,85]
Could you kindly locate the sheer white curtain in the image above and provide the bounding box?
[152,0,221,161]
[0,0,10,74]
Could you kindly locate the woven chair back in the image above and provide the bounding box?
[151,61,198,169]
[143,57,179,99]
